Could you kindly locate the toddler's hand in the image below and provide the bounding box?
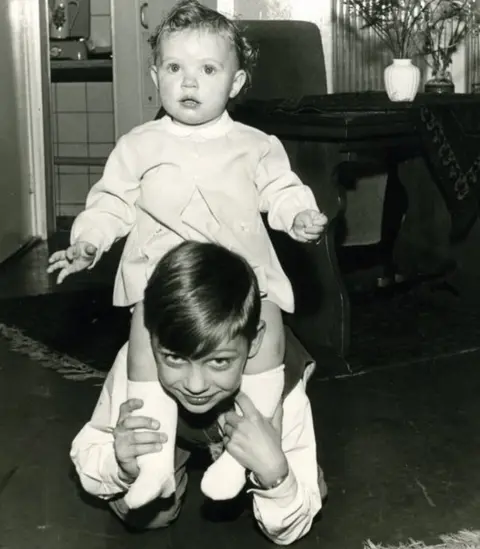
[113,398,167,483]
[292,210,328,243]
[47,241,97,284]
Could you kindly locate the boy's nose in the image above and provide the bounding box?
[184,368,208,394]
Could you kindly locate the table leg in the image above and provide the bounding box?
[377,160,409,285]
[392,155,454,279]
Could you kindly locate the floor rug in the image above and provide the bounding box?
[0,279,479,377]
[0,288,123,380]
[364,530,480,549]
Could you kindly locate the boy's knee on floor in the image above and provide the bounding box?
[109,495,182,530]
[134,505,181,530]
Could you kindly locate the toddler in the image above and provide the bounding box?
[48,0,327,509]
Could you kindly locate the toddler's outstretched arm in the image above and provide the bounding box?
[48,134,143,283]
[70,134,143,257]
[254,135,328,238]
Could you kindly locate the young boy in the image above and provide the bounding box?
[70,241,326,545]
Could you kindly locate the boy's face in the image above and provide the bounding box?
[152,329,263,414]
[151,28,246,126]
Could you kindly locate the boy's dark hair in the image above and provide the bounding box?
[144,241,261,359]
[149,0,257,91]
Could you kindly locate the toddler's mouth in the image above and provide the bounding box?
[180,97,200,108]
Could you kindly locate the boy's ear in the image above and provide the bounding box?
[229,69,247,99]
[247,319,266,359]
[150,65,159,89]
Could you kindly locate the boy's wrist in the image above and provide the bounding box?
[117,463,138,485]
[253,457,289,490]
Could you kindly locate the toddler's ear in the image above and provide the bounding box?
[229,69,247,99]
[150,66,159,89]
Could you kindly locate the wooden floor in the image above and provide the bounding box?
[1,237,480,548]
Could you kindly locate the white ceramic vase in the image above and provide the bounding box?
[384,59,421,102]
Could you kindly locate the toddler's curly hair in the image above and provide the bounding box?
[148,0,257,91]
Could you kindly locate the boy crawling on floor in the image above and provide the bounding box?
[70,241,327,545]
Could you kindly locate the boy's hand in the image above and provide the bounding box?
[292,210,328,243]
[47,241,97,284]
[113,398,167,482]
[221,393,288,488]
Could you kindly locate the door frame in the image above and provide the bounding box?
[10,0,54,239]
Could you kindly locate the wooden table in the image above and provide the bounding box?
[231,91,480,376]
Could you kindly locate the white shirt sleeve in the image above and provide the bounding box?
[70,134,141,262]
[249,381,322,545]
[255,135,320,237]
[70,346,131,499]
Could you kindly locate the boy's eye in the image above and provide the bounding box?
[207,358,231,369]
[203,64,216,75]
[164,353,186,365]
[167,63,180,73]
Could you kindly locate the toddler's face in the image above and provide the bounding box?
[152,334,251,414]
[152,29,246,126]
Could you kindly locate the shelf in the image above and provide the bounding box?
[54,156,107,167]
[51,59,113,83]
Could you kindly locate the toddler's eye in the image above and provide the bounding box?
[203,64,216,75]
[167,63,180,73]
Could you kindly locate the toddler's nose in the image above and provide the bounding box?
[182,74,198,88]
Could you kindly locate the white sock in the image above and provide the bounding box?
[200,364,285,500]
[123,380,178,509]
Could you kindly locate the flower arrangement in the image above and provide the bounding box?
[419,0,480,78]
[344,0,479,68]
[343,0,426,58]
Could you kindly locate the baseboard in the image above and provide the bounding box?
[0,237,43,271]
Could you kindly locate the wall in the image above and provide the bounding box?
[89,0,111,49]
[0,0,35,260]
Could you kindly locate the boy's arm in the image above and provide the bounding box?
[249,382,322,545]
[70,347,132,499]
[70,134,142,263]
[254,135,321,237]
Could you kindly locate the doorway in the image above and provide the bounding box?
[47,0,113,232]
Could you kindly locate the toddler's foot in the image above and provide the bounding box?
[201,365,285,500]
[201,451,246,500]
[124,381,178,509]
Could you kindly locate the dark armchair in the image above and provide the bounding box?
[232,20,349,373]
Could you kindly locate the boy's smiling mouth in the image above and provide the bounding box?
[182,394,213,405]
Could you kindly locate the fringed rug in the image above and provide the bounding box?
[0,323,106,383]
[364,530,480,549]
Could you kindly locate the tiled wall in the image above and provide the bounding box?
[51,0,114,218]
[90,0,112,49]
[51,82,115,217]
